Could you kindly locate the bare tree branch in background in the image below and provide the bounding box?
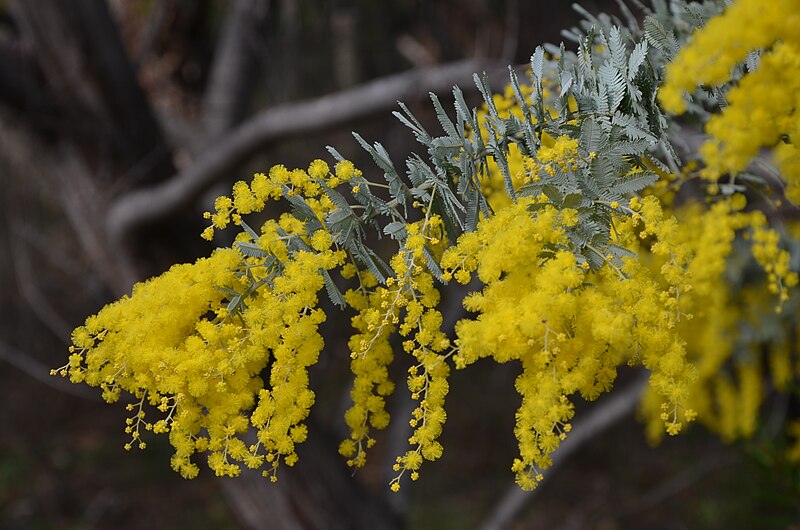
[0,117,136,294]
[221,425,403,530]
[671,127,787,193]
[331,8,360,88]
[8,230,73,341]
[11,224,85,278]
[478,375,649,530]
[270,0,298,99]
[501,0,520,62]
[203,0,271,140]
[107,59,507,243]
[56,152,140,290]
[0,340,99,401]
[614,452,736,521]
[8,0,174,187]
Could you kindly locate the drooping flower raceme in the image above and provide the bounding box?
[55,0,800,495]
[659,0,800,203]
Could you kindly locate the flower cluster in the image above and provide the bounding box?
[657,0,800,454]
[441,195,700,489]
[339,268,396,468]
[58,161,352,480]
[660,0,800,203]
[55,0,800,496]
[341,212,452,491]
[474,82,582,210]
[628,191,799,448]
[202,158,359,241]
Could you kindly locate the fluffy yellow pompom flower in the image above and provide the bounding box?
[660,0,800,203]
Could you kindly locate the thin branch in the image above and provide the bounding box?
[381,284,472,512]
[671,127,786,192]
[383,391,416,514]
[107,59,508,242]
[203,0,270,139]
[0,115,137,294]
[12,223,85,277]
[0,340,99,401]
[478,374,649,530]
[9,229,73,341]
[615,452,737,519]
[55,150,139,293]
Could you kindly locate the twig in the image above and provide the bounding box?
[382,391,416,514]
[55,150,138,293]
[107,59,509,242]
[615,452,737,519]
[11,222,84,277]
[478,374,648,530]
[0,340,99,400]
[8,230,73,341]
[0,116,137,294]
[671,127,787,192]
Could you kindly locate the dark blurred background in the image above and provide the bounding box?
[0,1,798,529]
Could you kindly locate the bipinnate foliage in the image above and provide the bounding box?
[55,0,800,493]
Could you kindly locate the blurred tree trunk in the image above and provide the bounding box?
[9,0,174,186]
[6,0,177,288]
[222,424,403,530]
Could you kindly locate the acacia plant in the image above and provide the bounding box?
[55,0,800,493]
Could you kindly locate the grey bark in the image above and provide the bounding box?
[107,59,507,243]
